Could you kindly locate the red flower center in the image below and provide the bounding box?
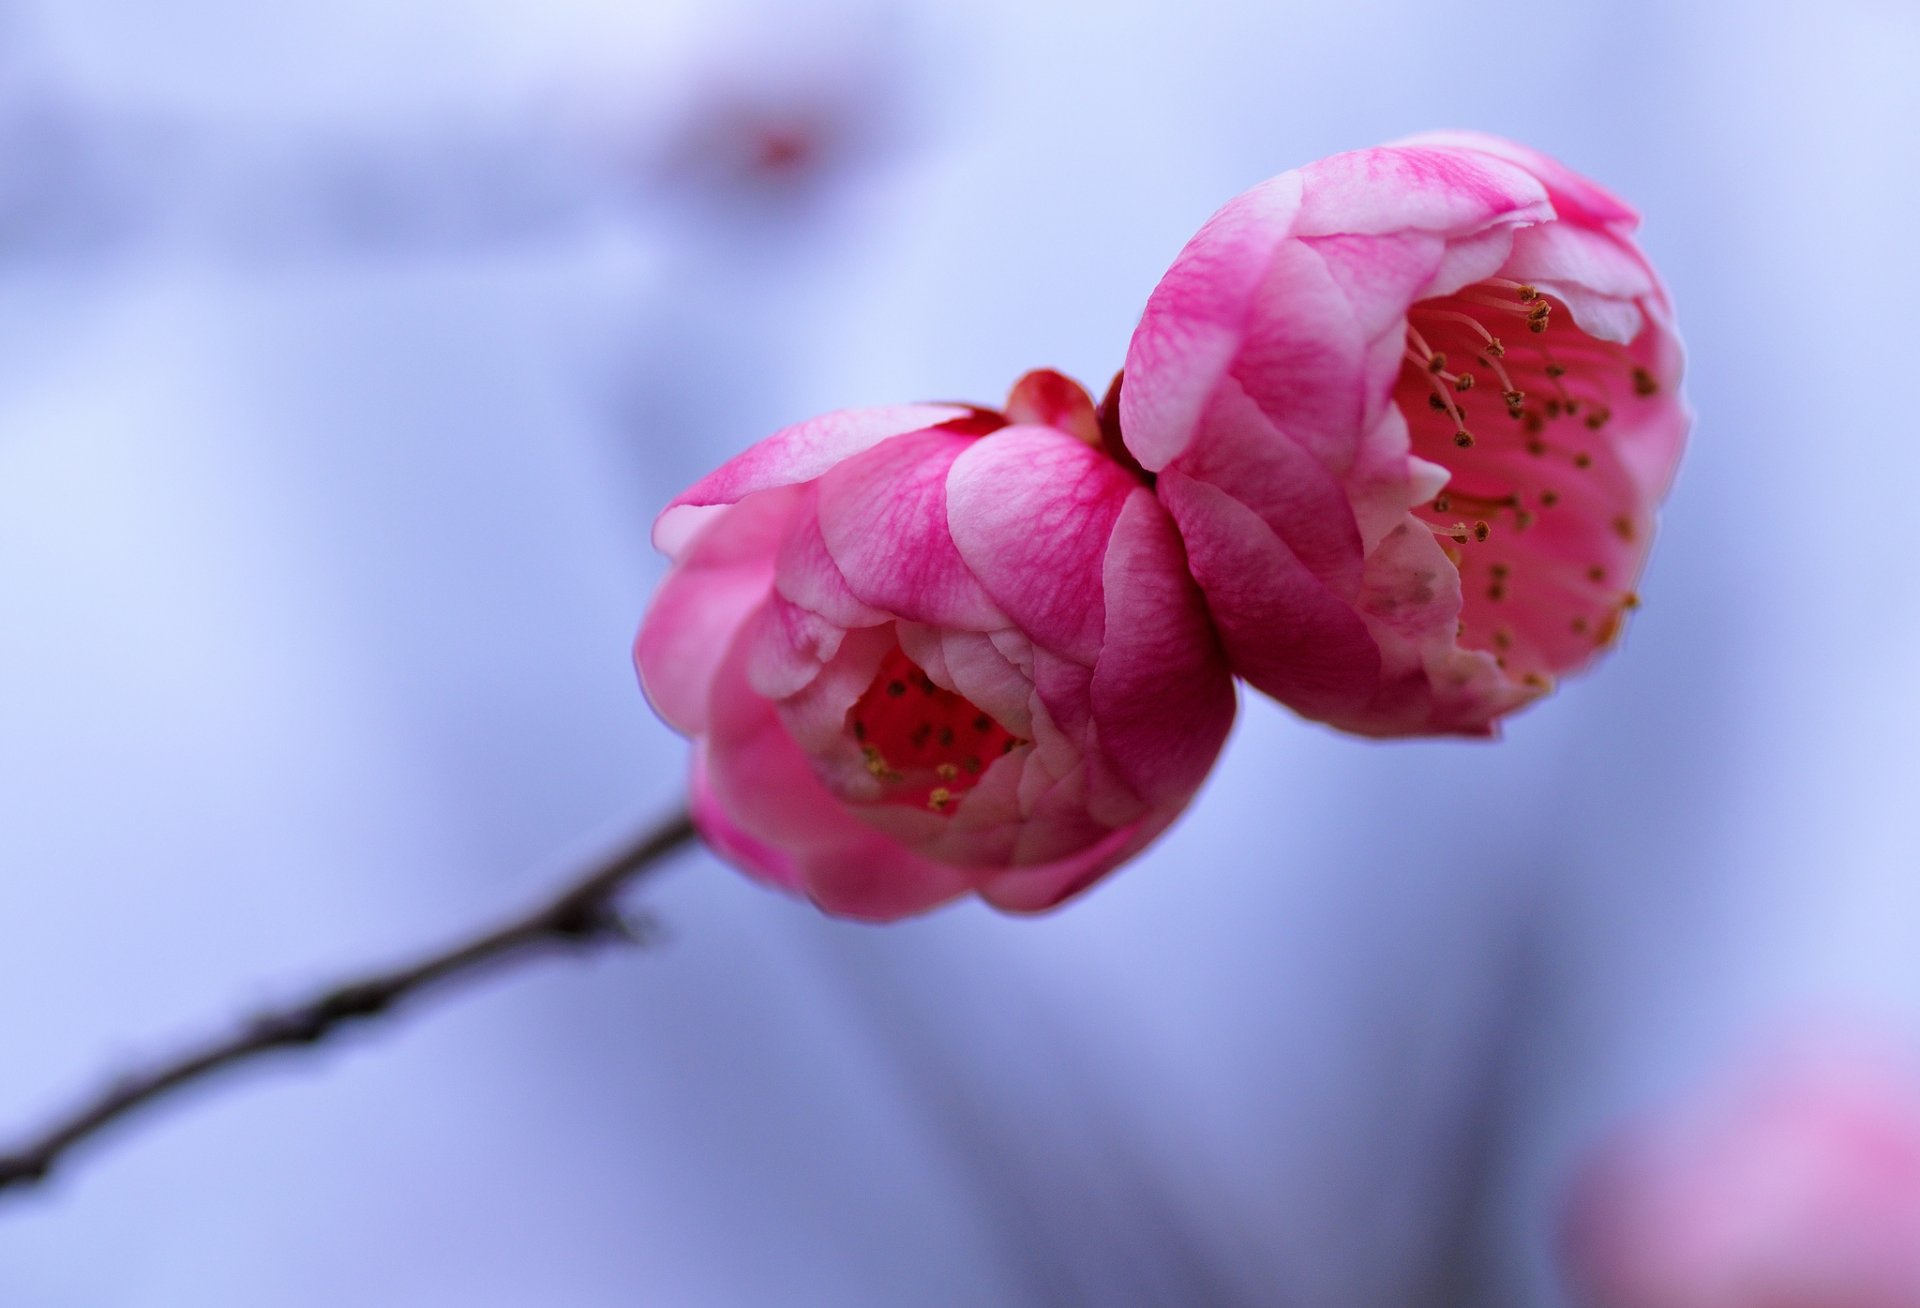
[1395,279,1660,681]
[846,645,1023,815]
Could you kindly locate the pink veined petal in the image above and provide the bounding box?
[1419,224,1524,302]
[688,743,804,895]
[944,425,1135,666]
[813,427,1007,631]
[742,591,851,702]
[1120,170,1307,471]
[653,403,967,554]
[1003,369,1102,446]
[701,621,977,920]
[1174,373,1367,594]
[1292,144,1552,239]
[772,483,892,630]
[976,810,1176,914]
[1611,313,1691,504]
[1089,490,1236,809]
[1396,129,1641,229]
[1156,467,1383,722]
[1243,239,1412,482]
[1499,223,1654,343]
[894,622,1036,741]
[1347,514,1530,737]
[634,487,798,735]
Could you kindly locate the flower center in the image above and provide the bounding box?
[846,645,1023,815]
[1395,279,1660,682]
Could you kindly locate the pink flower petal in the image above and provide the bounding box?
[1090,490,1237,807]
[1399,129,1640,228]
[945,426,1134,666]
[701,623,977,920]
[813,428,1007,631]
[1121,171,1307,472]
[1003,369,1103,446]
[654,403,966,554]
[633,487,796,734]
[1156,467,1383,723]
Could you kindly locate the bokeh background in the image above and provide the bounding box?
[2,0,1916,1303]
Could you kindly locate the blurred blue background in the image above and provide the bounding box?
[1,0,1916,1303]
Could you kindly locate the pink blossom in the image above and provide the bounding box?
[1562,1047,1920,1308]
[635,371,1235,920]
[1121,132,1689,736]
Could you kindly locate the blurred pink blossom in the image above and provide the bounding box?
[1121,131,1689,737]
[1562,1046,1920,1308]
[635,371,1234,920]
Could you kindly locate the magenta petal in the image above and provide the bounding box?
[702,625,977,920]
[1120,172,1306,472]
[772,484,891,629]
[945,426,1134,666]
[1174,377,1367,594]
[1003,369,1102,446]
[634,487,796,735]
[654,403,966,554]
[1397,129,1640,228]
[1293,144,1551,239]
[976,813,1172,914]
[688,744,804,895]
[1157,468,1382,721]
[1090,491,1236,807]
[814,429,1007,631]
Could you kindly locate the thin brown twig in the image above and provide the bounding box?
[0,808,700,1196]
